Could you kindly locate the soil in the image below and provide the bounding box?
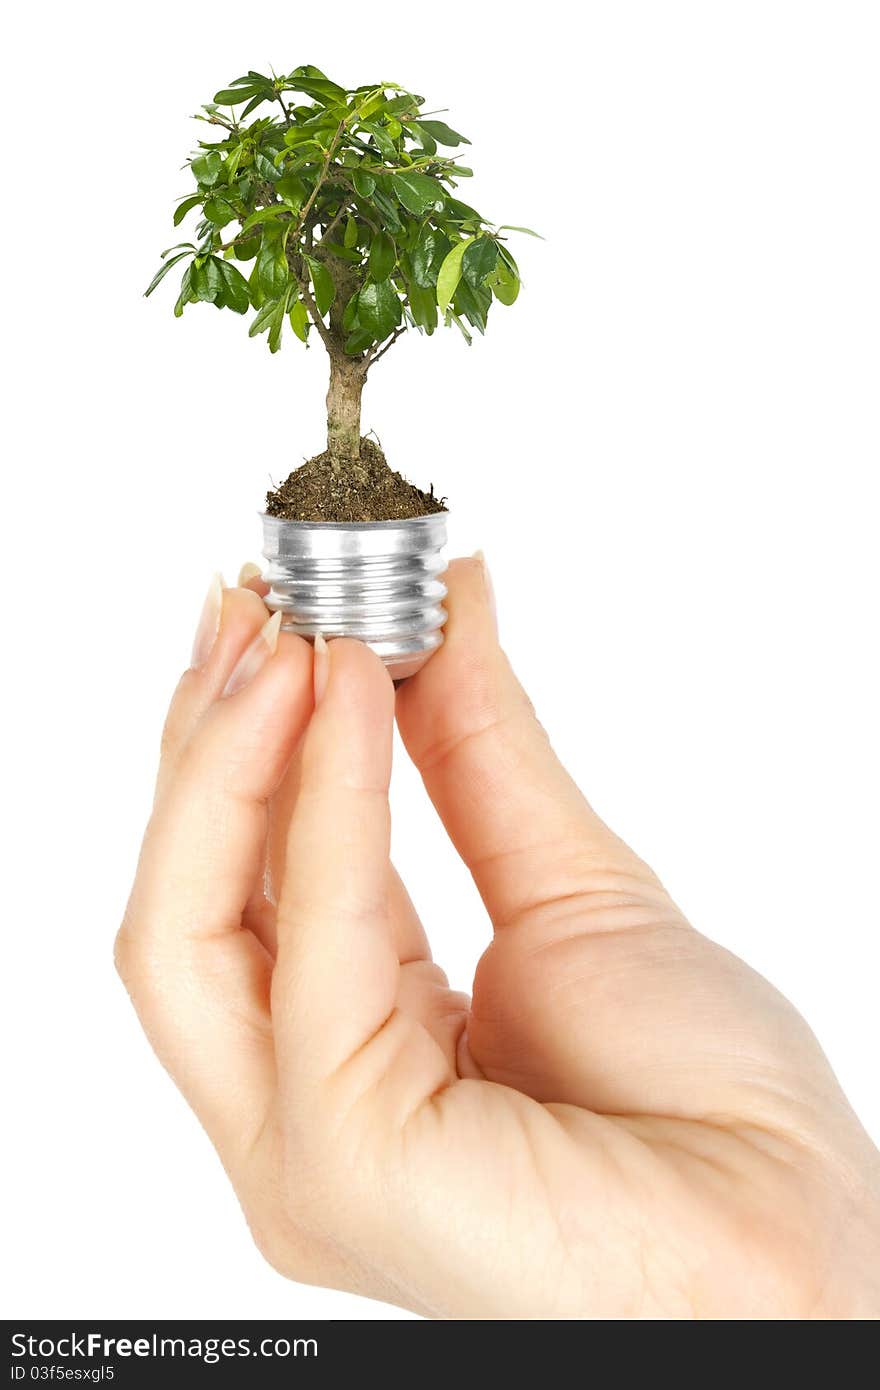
[265,438,447,523]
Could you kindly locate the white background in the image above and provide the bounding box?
[3,1,878,1319]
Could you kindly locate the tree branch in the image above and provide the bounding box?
[317,198,351,246]
[288,120,346,245]
[316,168,383,236]
[364,326,406,372]
[296,273,337,355]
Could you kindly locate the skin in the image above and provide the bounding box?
[116,557,880,1319]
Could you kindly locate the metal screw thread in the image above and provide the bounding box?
[260,512,448,680]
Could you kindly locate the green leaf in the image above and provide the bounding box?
[144,250,192,298]
[462,236,498,288]
[453,279,491,334]
[369,231,396,281]
[213,87,261,105]
[445,197,482,223]
[216,258,250,313]
[174,266,194,317]
[406,123,437,156]
[411,226,451,288]
[268,298,285,353]
[288,298,309,342]
[159,240,197,258]
[321,241,362,262]
[225,146,244,180]
[173,194,203,226]
[190,257,224,303]
[342,291,360,331]
[417,120,469,147]
[362,122,397,159]
[382,93,420,116]
[498,224,543,238]
[254,151,281,182]
[345,327,374,355]
[257,228,289,299]
[284,67,347,104]
[248,299,278,336]
[190,152,223,187]
[498,245,520,276]
[344,215,359,249]
[240,204,291,233]
[408,282,438,335]
[397,220,421,254]
[487,256,520,305]
[283,125,321,148]
[390,170,444,215]
[276,173,307,208]
[233,233,260,261]
[240,92,271,118]
[369,186,403,232]
[356,89,388,121]
[203,196,235,228]
[304,256,335,316]
[247,260,264,308]
[436,237,475,312]
[357,279,401,339]
[352,170,376,197]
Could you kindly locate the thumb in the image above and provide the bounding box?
[396,554,658,933]
[399,557,838,1139]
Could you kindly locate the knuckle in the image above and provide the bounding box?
[113,922,137,988]
[244,1173,346,1287]
[158,718,178,763]
[113,918,163,1008]
[159,671,197,762]
[246,1209,303,1278]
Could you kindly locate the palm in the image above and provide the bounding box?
[359,881,840,1319]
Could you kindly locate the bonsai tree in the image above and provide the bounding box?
[146,65,535,505]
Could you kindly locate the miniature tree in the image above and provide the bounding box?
[146,66,536,488]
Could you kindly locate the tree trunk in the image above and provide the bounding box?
[326,354,364,470]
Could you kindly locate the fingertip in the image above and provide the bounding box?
[303,639,394,792]
[237,561,263,586]
[446,554,496,632]
[409,554,498,684]
[210,585,270,669]
[186,628,315,802]
[255,628,314,706]
[322,638,395,717]
[237,561,270,597]
[396,553,510,746]
[218,622,313,718]
[160,583,273,777]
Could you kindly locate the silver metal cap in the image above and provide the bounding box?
[260,511,449,680]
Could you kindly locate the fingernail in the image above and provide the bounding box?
[191,574,224,670]
[473,550,498,635]
[313,633,329,706]
[237,561,263,588]
[222,612,282,696]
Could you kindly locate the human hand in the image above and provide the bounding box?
[116,559,880,1319]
